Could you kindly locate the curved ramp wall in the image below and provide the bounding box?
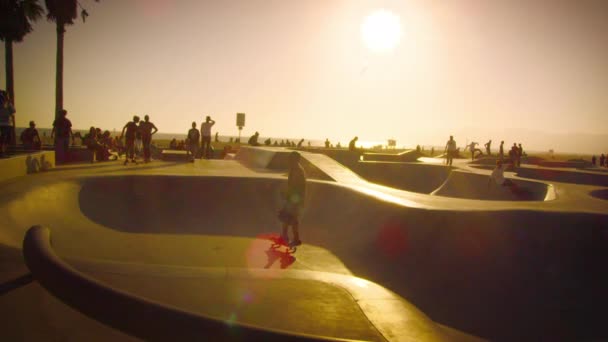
[353,162,451,194]
[76,175,608,340]
[352,163,552,201]
[431,170,551,201]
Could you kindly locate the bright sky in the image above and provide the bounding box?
[2,0,607,153]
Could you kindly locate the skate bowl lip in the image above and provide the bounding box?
[21,225,369,342]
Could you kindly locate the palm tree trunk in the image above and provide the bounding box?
[5,39,16,146]
[55,22,64,119]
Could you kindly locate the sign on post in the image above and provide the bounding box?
[236,113,245,128]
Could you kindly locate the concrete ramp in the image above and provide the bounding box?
[6,174,606,340]
[362,150,422,162]
[431,170,552,201]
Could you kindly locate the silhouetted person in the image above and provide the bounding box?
[83,126,100,162]
[187,122,200,161]
[120,115,140,165]
[200,116,215,159]
[248,131,260,146]
[484,140,492,156]
[509,143,518,166]
[0,91,15,157]
[279,151,306,247]
[499,141,505,161]
[325,138,330,148]
[600,154,606,167]
[468,141,481,161]
[169,138,177,149]
[349,136,358,151]
[215,132,219,143]
[20,121,41,150]
[517,143,523,166]
[592,155,597,166]
[139,115,158,163]
[444,135,457,166]
[51,109,74,163]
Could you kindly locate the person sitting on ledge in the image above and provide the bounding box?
[489,159,516,188]
[349,136,358,151]
[248,131,260,146]
[20,121,41,150]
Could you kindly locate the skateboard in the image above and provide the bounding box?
[263,233,297,253]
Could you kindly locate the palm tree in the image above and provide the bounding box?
[44,0,78,119]
[44,0,98,119]
[0,0,44,144]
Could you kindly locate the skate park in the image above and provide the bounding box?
[0,146,607,341]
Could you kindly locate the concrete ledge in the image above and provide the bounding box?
[22,226,352,342]
[161,150,192,162]
[0,151,55,183]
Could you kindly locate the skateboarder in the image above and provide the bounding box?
[279,151,306,247]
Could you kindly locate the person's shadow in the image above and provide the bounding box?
[264,246,296,269]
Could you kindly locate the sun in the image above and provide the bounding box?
[361,9,402,53]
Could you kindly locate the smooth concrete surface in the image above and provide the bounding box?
[23,226,368,341]
[332,161,552,201]
[361,150,422,163]
[0,151,55,183]
[354,162,451,194]
[431,170,551,201]
[590,189,608,200]
[1,148,607,341]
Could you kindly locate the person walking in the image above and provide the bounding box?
[51,109,75,163]
[499,141,505,162]
[444,135,457,166]
[120,115,140,165]
[200,116,215,159]
[484,140,492,156]
[139,115,158,163]
[279,151,306,247]
[187,122,200,161]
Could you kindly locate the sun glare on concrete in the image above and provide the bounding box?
[361,9,402,53]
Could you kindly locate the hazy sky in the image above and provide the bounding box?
[2,0,607,153]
